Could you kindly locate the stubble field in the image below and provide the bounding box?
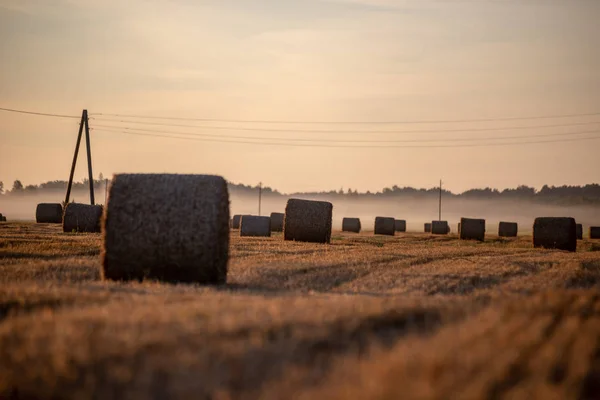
[1,222,600,399]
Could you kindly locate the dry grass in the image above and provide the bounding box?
[1,222,600,398]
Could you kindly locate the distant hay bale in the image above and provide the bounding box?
[498,222,518,238]
[460,218,486,241]
[342,217,361,233]
[102,174,229,284]
[284,198,332,244]
[374,217,395,236]
[270,212,284,232]
[240,215,271,237]
[576,224,583,240]
[431,220,449,235]
[394,219,406,232]
[533,217,576,252]
[63,203,103,233]
[589,227,600,239]
[232,215,242,229]
[424,223,432,233]
[35,203,63,224]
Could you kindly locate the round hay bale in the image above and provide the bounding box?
[431,220,449,235]
[35,203,63,224]
[232,215,242,229]
[533,217,576,252]
[498,222,518,237]
[460,218,486,241]
[576,223,583,240]
[102,174,230,284]
[424,223,432,233]
[284,199,332,244]
[394,219,406,232]
[1,216,5,222]
[63,203,103,233]
[270,212,284,232]
[240,215,271,237]
[589,226,600,239]
[342,217,361,233]
[374,217,395,236]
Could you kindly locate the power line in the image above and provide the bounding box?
[0,107,80,119]
[90,123,600,144]
[89,117,600,135]
[91,127,600,149]
[90,111,600,125]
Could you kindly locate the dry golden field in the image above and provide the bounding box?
[1,222,600,399]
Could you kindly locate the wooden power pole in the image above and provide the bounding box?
[258,182,262,216]
[438,179,442,221]
[65,110,95,205]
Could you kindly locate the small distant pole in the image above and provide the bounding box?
[258,182,262,216]
[439,179,442,221]
[104,178,109,205]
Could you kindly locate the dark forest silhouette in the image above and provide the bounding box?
[1,177,599,206]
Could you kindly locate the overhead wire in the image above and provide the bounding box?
[90,111,600,125]
[89,117,600,135]
[90,123,600,144]
[0,107,80,119]
[91,127,600,149]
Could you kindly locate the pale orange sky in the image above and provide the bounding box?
[1,0,599,194]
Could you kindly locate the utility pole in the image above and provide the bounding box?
[258,182,262,217]
[438,179,442,221]
[65,109,95,205]
[258,182,262,216]
[104,178,109,205]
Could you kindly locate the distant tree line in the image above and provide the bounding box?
[1,177,599,206]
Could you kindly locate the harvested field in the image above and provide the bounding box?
[2,222,600,399]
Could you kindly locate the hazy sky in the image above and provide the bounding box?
[1,0,599,194]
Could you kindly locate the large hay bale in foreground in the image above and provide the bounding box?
[431,221,449,235]
[533,217,576,252]
[63,203,103,233]
[424,223,432,233]
[374,217,395,236]
[394,219,406,232]
[576,224,583,240]
[102,174,230,284]
[498,222,518,237]
[460,218,486,241]
[589,227,600,239]
[270,212,284,232]
[240,215,271,237]
[36,203,63,224]
[342,217,361,233]
[284,199,332,244]
[232,215,242,229]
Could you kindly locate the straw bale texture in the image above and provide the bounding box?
[232,215,242,229]
[394,219,406,232]
[533,217,576,252]
[102,174,230,284]
[576,224,583,240]
[283,199,332,244]
[374,217,395,236]
[35,203,63,224]
[269,212,284,232]
[240,215,271,237]
[342,218,361,233]
[460,218,486,241]
[63,203,103,233]
[431,221,449,235]
[498,222,518,238]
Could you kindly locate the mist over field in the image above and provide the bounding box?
[232,193,600,234]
